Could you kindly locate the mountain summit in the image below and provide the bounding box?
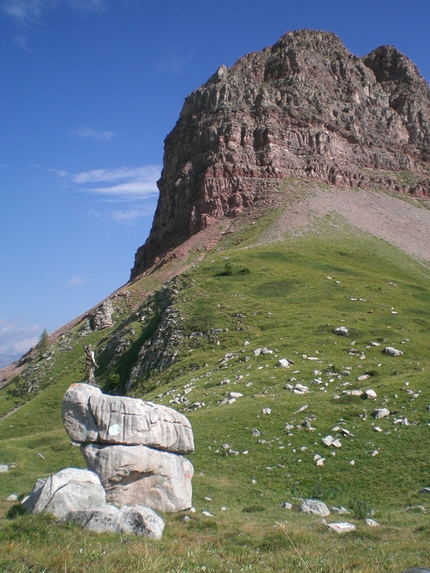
[131,29,430,278]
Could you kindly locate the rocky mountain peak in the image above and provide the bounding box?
[131,29,430,279]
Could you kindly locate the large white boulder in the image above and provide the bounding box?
[62,383,194,454]
[22,468,106,519]
[81,443,194,513]
[60,504,165,539]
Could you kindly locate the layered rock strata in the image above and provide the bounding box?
[131,29,430,278]
[62,384,194,513]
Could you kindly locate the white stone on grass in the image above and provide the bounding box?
[300,499,330,517]
[374,408,390,419]
[326,522,356,533]
[383,347,403,357]
[334,327,349,336]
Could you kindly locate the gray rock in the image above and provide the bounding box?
[400,569,430,573]
[62,384,100,443]
[82,443,193,513]
[62,383,194,454]
[22,468,105,518]
[61,504,165,539]
[0,464,9,473]
[383,346,403,357]
[300,499,330,517]
[373,408,390,419]
[6,494,19,502]
[90,300,114,330]
[334,326,349,336]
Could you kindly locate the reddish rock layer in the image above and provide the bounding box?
[131,29,430,279]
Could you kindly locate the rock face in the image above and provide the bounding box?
[62,383,194,513]
[62,383,194,453]
[82,443,194,512]
[131,29,430,277]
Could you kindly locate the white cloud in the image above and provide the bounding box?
[0,317,41,355]
[74,126,118,142]
[73,164,161,200]
[65,275,87,287]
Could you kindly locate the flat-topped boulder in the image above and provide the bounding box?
[82,443,194,513]
[62,383,194,454]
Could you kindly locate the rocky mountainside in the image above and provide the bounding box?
[131,29,430,278]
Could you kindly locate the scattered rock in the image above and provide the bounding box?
[261,408,271,415]
[331,506,350,515]
[364,389,377,399]
[334,327,349,336]
[326,522,356,533]
[300,499,330,517]
[60,504,165,539]
[0,464,9,473]
[281,502,292,509]
[365,518,380,526]
[278,358,293,368]
[6,494,19,502]
[373,408,390,419]
[383,346,403,357]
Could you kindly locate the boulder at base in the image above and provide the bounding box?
[22,468,106,519]
[60,504,165,539]
[62,383,194,454]
[82,442,194,513]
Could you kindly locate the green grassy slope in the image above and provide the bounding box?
[1,209,430,572]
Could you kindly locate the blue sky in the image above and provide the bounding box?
[0,0,429,363]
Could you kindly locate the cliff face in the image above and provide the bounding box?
[131,29,430,279]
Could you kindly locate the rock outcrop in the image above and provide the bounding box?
[62,383,194,513]
[131,29,430,278]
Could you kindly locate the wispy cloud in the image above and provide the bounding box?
[65,275,87,287]
[73,126,118,142]
[13,33,29,49]
[157,55,187,77]
[2,0,107,25]
[73,165,161,200]
[0,317,41,355]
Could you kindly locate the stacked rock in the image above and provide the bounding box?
[62,383,195,513]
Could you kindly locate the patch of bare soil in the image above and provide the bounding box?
[257,186,430,267]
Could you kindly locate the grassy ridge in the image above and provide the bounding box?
[1,218,430,572]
